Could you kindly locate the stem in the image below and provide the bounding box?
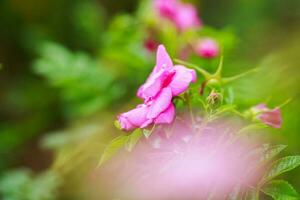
[184,92,195,125]
[231,109,246,118]
[213,55,223,77]
[174,59,211,80]
[222,68,259,84]
[278,98,292,108]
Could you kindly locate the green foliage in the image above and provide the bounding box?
[70,0,104,49]
[101,15,150,70]
[98,129,143,166]
[98,135,127,166]
[262,156,300,183]
[262,180,299,200]
[33,42,122,118]
[125,129,143,152]
[226,146,300,200]
[143,129,152,138]
[0,169,60,200]
[1,0,300,198]
[260,145,287,163]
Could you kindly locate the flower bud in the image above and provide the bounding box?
[195,39,219,59]
[250,104,282,128]
[206,90,222,107]
[144,38,159,52]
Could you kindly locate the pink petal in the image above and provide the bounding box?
[117,115,136,131]
[168,65,197,96]
[258,108,282,129]
[154,103,175,124]
[154,45,173,73]
[122,104,152,127]
[147,87,173,119]
[137,45,174,100]
[137,68,169,100]
[254,103,267,110]
[174,4,201,30]
[154,0,178,20]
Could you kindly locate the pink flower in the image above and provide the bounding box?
[118,45,196,131]
[154,0,201,31]
[173,4,202,30]
[137,45,196,101]
[252,104,282,128]
[195,39,219,59]
[154,0,178,20]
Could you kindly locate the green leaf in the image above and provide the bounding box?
[143,125,156,138]
[114,120,121,130]
[98,135,128,167]
[262,156,300,183]
[33,42,118,118]
[244,187,259,200]
[0,170,60,200]
[243,144,287,178]
[143,129,152,138]
[260,145,287,163]
[261,180,299,200]
[125,129,143,152]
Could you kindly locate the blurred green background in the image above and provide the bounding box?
[0,0,299,199]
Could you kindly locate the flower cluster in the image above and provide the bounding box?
[154,0,202,30]
[118,45,196,131]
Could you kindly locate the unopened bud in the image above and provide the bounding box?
[206,90,222,107]
[194,38,219,59]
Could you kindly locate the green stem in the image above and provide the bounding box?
[174,59,211,80]
[213,55,223,77]
[278,98,292,108]
[222,68,259,84]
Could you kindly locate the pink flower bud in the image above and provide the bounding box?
[144,38,159,52]
[195,39,219,59]
[252,104,282,128]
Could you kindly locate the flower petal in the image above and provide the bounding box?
[258,108,282,129]
[254,103,267,110]
[154,103,175,124]
[154,0,178,20]
[117,115,136,131]
[147,87,173,119]
[122,104,152,127]
[154,45,173,73]
[137,68,168,100]
[174,4,201,30]
[169,65,197,96]
[137,45,174,100]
